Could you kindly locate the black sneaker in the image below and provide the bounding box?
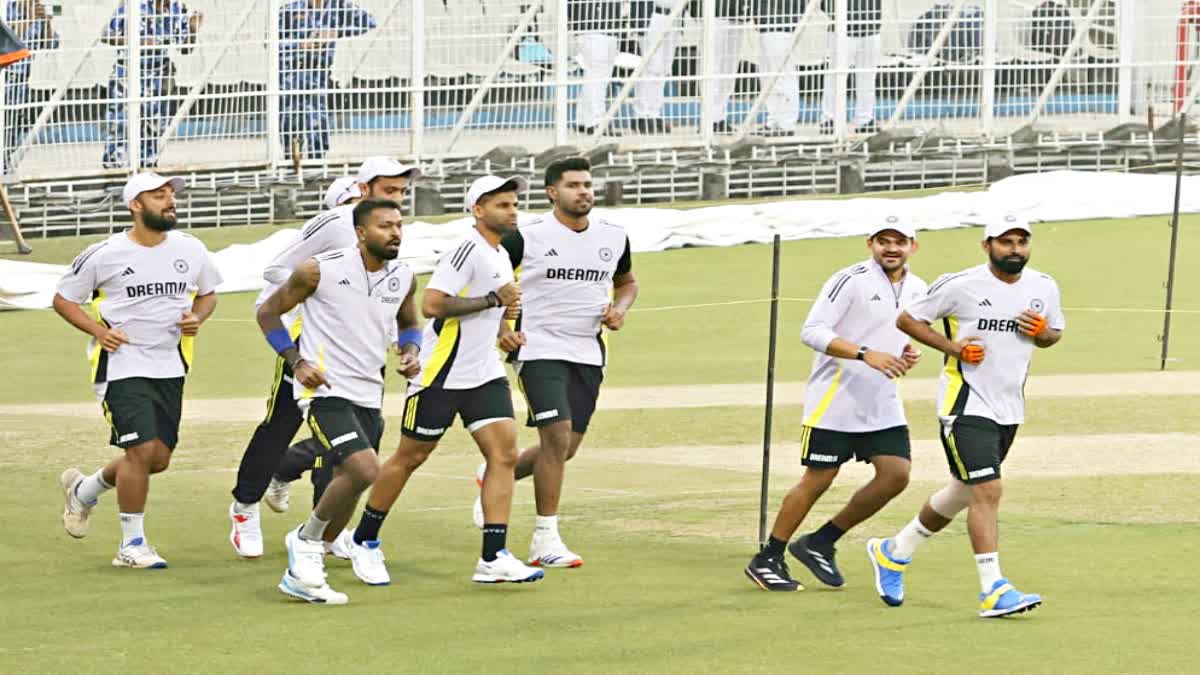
[744,552,804,592]
[788,534,845,588]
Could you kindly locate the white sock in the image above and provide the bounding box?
[119,512,145,547]
[975,552,1002,593]
[299,513,330,542]
[75,470,113,506]
[234,501,258,514]
[891,516,935,559]
[534,514,559,536]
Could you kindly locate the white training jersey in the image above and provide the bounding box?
[906,264,1065,426]
[502,213,632,366]
[294,247,415,409]
[55,231,223,394]
[800,259,928,433]
[416,227,513,390]
[255,204,357,312]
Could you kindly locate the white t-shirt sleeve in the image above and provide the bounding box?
[1046,279,1066,331]
[426,240,477,296]
[56,242,105,303]
[906,275,958,323]
[264,215,340,285]
[196,247,223,295]
[800,271,856,353]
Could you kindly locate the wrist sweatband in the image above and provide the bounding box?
[266,328,295,355]
[397,328,421,349]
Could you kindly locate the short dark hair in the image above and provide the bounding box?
[544,157,591,187]
[353,198,402,228]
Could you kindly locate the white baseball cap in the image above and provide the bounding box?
[869,215,917,240]
[324,176,362,209]
[122,172,185,203]
[983,214,1032,240]
[356,156,422,184]
[463,175,529,212]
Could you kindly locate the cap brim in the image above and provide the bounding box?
[983,226,1032,240]
[869,226,916,239]
[125,175,186,203]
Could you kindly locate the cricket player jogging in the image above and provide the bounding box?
[55,173,222,569]
[474,156,639,569]
[866,215,1064,618]
[228,157,418,560]
[745,217,926,591]
[345,175,544,586]
[258,198,419,604]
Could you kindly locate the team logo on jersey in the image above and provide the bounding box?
[598,247,613,262]
[173,259,189,274]
[977,318,1020,334]
[388,277,402,292]
[1030,298,1045,314]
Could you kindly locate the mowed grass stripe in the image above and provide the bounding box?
[2,394,1197,461]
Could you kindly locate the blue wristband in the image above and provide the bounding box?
[397,328,421,349]
[266,327,295,355]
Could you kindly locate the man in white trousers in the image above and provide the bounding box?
[819,0,881,135]
[754,0,803,136]
[571,0,624,136]
[631,0,680,134]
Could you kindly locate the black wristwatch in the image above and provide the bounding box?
[486,291,501,308]
[856,346,869,361]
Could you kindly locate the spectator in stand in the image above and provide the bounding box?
[818,0,881,135]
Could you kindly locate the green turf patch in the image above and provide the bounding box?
[3,215,1198,405]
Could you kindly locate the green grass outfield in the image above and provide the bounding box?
[0,213,1197,674]
[2,213,1198,404]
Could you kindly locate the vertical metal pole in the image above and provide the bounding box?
[758,234,781,549]
[981,0,998,137]
[411,0,426,157]
[127,0,142,171]
[0,68,8,176]
[1161,113,1184,371]
[700,0,716,145]
[833,0,848,138]
[267,0,283,168]
[554,0,569,146]
[1117,0,1135,123]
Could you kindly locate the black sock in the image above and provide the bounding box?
[481,523,507,562]
[353,506,388,544]
[762,536,788,558]
[808,521,846,550]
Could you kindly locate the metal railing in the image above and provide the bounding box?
[0,0,1196,181]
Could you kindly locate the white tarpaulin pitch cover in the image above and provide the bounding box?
[1,171,1194,311]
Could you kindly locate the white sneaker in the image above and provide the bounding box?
[277,570,349,605]
[229,501,263,559]
[347,537,391,586]
[472,462,486,529]
[473,549,545,584]
[111,538,168,569]
[264,478,290,514]
[529,531,584,568]
[325,529,353,560]
[285,527,327,588]
[60,468,93,539]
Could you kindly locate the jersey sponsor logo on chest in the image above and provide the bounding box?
[125,281,188,298]
[977,318,1020,334]
[545,267,611,282]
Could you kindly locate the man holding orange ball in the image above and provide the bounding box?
[867,214,1065,619]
